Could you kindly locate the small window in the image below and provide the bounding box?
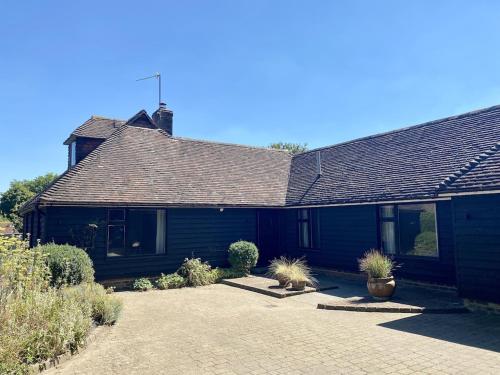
[379,203,438,258]
[70,141,77,167]
[298,208,320,249]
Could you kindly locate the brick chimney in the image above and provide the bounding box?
[152,102,173,135]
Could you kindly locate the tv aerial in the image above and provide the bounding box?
[136,72,162,106]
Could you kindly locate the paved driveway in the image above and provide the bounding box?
[49,284,500,374]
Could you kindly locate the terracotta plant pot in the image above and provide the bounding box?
[274,274,288,287]
[367,276,396,301]
[291,280,307,291]
[277,275,289,288]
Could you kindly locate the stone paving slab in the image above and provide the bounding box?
[316,280,467,313]
[221,274,338,298]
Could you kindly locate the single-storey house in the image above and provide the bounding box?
[21,103,500,303]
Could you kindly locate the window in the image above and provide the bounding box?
[107,208,167,257]
[379,203,438,258]
[298,208,320,249]
[70,141,77,167]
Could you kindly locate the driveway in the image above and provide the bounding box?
[48,284,500,374]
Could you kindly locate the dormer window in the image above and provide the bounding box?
[70,141,76,167]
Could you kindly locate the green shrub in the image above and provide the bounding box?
[176,258,213,287]
[156,273,185,290]
[228,241,259,274]
[133,278,154,291]
[63,283,123,325]
[358,249,394,278]
[0,288,92,373]
[210,267,246,283]
[0,237,50,298]
[38,243,94,287]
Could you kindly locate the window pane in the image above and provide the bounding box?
[127,210,156,255]
[108,225,125,256]
[299,222,310,248]
[381,221,396,254]
[380,205,395,219]
[311,209,320,249]
[156,209,166,254]
[398,204,438,257]
[70,142,76,167]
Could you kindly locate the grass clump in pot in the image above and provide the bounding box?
[358,249,394,279]
[268,257,316,290]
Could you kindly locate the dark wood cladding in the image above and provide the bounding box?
[452,194,500,303]
[284,202,456,285]
[43,207,256,279]
[75,137,104,164]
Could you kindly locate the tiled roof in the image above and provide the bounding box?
[286,105,500,206]
[39,126,292,207]
[24,104,500,212]
[64,116,125,144]
[438,142,500,193]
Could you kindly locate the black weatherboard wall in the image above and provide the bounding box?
[285,201,456,285]
[452,194,500,303]
[43,206,256,279]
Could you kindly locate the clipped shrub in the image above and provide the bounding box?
[228,241,259,274]
[210,267,246,283]
[63,283,123,325]
[156,273,185,290]
[176,258,213,287]
[358,249,394,279]
[38,243,94,287]
[133,278,154,291]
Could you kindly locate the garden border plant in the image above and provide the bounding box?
[0,237,122,374]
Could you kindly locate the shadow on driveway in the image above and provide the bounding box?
[378,312,500,353]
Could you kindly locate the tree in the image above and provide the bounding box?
[0,172,58,230]
[268,142,308,155]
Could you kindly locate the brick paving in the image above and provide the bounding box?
[47,284,500,375]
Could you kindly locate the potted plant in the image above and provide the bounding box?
[267,257,292,287]
[358,249,396,300]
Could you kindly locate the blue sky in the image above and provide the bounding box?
[2,1,500,192]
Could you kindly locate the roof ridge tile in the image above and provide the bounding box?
[436,142,500,191]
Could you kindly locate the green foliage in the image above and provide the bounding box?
[176,258,213,287]
[228,241,259,274]
[268,142,308,155]
[63,283,122,325]
[358,249,394,278]
[0,172,58,231]
[210,267,246,283]
[133,278,154,291]
[0,288,92,373]
[268,257,316,285]
[156,273,185,290]
[0,237,50,298]
[39,243,94,287]
[412,231,438,256]
[0,238,121,373]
